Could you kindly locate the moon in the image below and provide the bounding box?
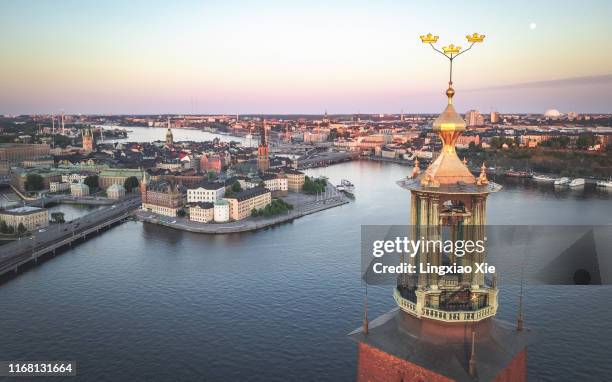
[529,22,537,30]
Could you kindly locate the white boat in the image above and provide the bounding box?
[568,178,585,188]
[532,174,556,183]
[596,179,612,188]
[554,177,570,186]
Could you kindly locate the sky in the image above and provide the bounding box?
[1,0,611,115]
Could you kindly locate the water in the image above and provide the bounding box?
[100,126,249,146]
[0,161,611,381]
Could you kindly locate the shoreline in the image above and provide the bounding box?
[135,194,350,234]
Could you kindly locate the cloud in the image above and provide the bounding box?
[466,74,612,92]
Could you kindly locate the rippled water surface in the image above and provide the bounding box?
[0,161,611,381]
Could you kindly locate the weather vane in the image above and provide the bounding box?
[419,32,485,102]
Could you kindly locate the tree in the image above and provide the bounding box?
[124,176,139,192]
[51,212,65,224]
[177,209,186,217]
[25,174,44,191]
[576,134,598,150]
[84,175,99,190]
[231,181,242,193]
[251,208,259,217]
[302,176,326,194]
[0,220,7,234]
[17,223,27,235]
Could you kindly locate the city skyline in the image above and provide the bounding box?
[1,0,612,114]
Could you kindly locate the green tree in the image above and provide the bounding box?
[84,175,99,190]
[231,181,242,193]
[177,209,186,217]
[576,134,598,150]
[51,212,65,224]
[0,220,7,234]
[302,176,326,194]
[25,174,44,191]
[251,208,259,217]
[17,223,27,235]
[124,176,140,192]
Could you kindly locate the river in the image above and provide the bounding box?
[0,160,611,381]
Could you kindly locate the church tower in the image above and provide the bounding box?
[351,33,527,382]
[257,119,270,172]
[165,117,174,148]
[82,128,94,152]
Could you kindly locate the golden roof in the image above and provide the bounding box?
[421,85,475,187]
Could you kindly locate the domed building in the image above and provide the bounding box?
[70,182,90,197]
[107,183,126,200]
[544,108,561,119]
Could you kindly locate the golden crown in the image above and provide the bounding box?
[442,44,461,55]
[419,33,439,44]
[466,33,485,43]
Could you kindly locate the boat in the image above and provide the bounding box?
[505,169,531,178]
[554,177,570,186]
[337,179,355,198]
[532,174,556,183]
[568,178,585,188]
[596,179,612,188]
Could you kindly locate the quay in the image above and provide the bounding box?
[0,197,140,278]
[136,190,350,234]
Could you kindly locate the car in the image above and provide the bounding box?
[38,229,47,233]
[171,220,177,224]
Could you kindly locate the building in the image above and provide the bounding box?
[165,118,173,148]
[490,111,500,123]
[11,167,63,192]
[187,181,225,203]
[351,51,527,382]
[0,143,50,175]
[107,183,126,199]
[70,182,90,197]
[140,174,185,217]
[260,173,288,196]
[189,202,214,223]
[224,186,271,221]
[49,181,70,193]
[213,199,230,222]
[257,119,270,172]
[99,169,143,190]
[0,206,49,231]
[199,154,223,173]
[283,168,305,192]
[82,128,94,152]
[466,109,484,126]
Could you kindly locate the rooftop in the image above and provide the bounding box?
[2,206,47,215]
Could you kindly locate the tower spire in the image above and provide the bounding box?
[517,264,525,331]
[468,328,477,377]
[363,283,369,335]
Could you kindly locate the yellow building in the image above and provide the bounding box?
[225,187,271,221]
[188,202,214,223]
[281,168,305,192]
[0,206,49,231]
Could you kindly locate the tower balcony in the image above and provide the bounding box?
[393,286,497,323]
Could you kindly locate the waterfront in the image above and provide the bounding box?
[100,126,250,146]
[0,161,611,381]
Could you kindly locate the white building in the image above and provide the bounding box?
[107,183,126,200]
[61,173,88,184]
[70,182,90,197]
[213,199,230,222]
[50,181,70,193]
[187,182,225,203]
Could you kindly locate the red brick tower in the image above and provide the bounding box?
[257,118,270,171]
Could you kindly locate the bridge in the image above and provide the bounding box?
[0,197,140,278]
